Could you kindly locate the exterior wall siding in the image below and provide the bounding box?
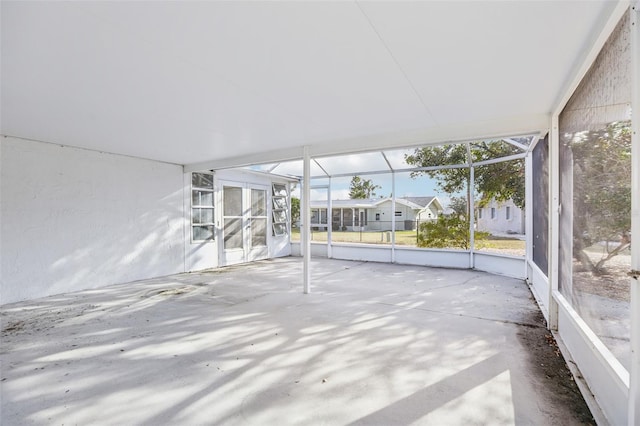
[1,137,185,304]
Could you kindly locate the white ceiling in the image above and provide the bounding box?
[1,1,618,168]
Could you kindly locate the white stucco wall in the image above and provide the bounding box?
[1,137,186,303]
[369,201,415,231]
[477,199,525,235]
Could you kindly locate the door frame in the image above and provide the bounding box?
[218,180,270,267]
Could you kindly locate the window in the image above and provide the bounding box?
[395,211,402,217]
[311,209,320,224]
[272,183,289,236]
[490,208,496,219]
[192,172,215,241]
[505,206,511,220]
[478,208,483,219]
[375,213,380,221]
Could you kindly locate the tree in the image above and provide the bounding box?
[565,121,631,273]
[291,197,300,227]
[447,196,468,217]
[404,141,525,210]
[417,215,488,250]
[349,176,381,199]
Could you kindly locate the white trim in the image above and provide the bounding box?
[525,153,533,280]
[502,138,529,152]
[629,2,640,423]
[469,164,475,269]
[391,172,396,262]
[549,114,560,331]
[184,116,550,173]
[327,179,333,259]
[289,241,525,279]
[554,290,629,425]
[471,152,527,167]
[527,260,550,323]
[552,1,631,117]
[303,146,311,294]
[190,171,216,244]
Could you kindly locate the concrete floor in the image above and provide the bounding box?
[1,257,592,425]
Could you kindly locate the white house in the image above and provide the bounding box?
[310,196,443,231]
[476,199,525,236]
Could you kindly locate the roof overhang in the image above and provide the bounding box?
[1,1,623,168]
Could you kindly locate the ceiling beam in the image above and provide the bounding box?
[185,113,550,172]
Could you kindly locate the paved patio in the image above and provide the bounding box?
[1,257,592,425]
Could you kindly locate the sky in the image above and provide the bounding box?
[254,147,464,209]
[289,171,463,210]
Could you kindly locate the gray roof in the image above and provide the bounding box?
[401,196,436,208]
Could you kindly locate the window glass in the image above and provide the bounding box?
[224,218,243,249]
[193,225,214,241]
[224,186,243,217]
[191,172,214,242]
[251,218,267,247]
[192,172,213,189]
[273,184,287,197]
[274,198,288,211]
[273,223,287,236]
[192,190,213,207]
[273,210,286,223]
[272,183,290,238]
[251,189,266,217]
[192,208,214,224]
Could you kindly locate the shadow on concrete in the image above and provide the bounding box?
[1,257,592,425]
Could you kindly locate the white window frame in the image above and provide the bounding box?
[272,183,289,237]
[191,172,215,242]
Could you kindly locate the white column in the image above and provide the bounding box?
[391,172,396,263]
[525,152,534,280]
[328,178,333,258]
[549,115,560,331]
[629,3,639,423]
[303,146,311,294]
[469,166,475,269]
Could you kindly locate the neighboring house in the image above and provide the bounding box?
[476,198,525,235]
[309,196,443,231]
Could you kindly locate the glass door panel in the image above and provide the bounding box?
[222,185,245,260]
[221,183,269,265]
[250,188,267,247]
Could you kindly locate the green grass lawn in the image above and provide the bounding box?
[290,228,525,255]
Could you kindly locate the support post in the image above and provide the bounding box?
[469,165,475,269]
[303,146,311,294]
[328,178,333,258]
[548,115,560,331]
[525,153,534,281]
[629,3,639,423]
[391,172,396,263]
